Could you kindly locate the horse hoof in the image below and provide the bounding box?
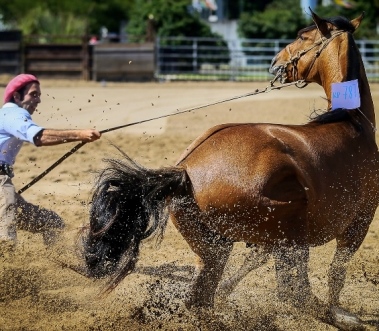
[331,306,366,331]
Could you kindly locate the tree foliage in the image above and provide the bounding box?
[238,0,308,40]
[17,7,87,37]
[238,0,379,40]
[0,0,377,40]
[314,1,379,39]
[126,0,222,42]
[0,0,134,36]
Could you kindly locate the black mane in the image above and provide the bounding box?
[310,108,362,131]
[298,15,355,36]
[324,16,356,32]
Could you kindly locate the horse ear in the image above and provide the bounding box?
[309,8,329,36]
[350,12,365,31]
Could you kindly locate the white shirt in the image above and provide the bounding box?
[0,102,44,165]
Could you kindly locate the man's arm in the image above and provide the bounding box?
[33,129,101,146]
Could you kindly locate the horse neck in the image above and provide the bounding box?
[322,71,375,123]
[321,34,376,130]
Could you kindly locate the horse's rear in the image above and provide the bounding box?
[174,123,310,244]
[174,121,378,246]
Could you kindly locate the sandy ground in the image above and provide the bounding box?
[0,79,379,330]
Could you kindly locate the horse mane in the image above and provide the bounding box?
[298,16,355,36]
[309,108,362,131]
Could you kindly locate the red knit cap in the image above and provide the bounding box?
[3,74,39,103]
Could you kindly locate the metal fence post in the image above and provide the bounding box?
[193,39,198,73]
[155,36,160,78]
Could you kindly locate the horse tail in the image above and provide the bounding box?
[81,148,189,293]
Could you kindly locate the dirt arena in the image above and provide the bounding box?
[0,79,378,330]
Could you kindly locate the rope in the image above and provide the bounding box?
[17,80,303,194]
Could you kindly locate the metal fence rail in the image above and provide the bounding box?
[156,36,379,82]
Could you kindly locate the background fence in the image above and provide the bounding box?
[0,30,22,75]
[1,32,379,83]
[23,35,89,80]
[155,36,379,83]
[92,42,154,81]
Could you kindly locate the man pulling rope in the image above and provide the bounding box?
[0,74,101,253]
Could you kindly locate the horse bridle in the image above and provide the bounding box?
[272,28,376,132]
[271,30,345,86]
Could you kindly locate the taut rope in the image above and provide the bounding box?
[18,80,304,194]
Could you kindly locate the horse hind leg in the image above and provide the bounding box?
[217,244,271,299]
[188,233,233,309]
[273,245,312,305]
[172,212,233,309]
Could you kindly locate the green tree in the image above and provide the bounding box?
[17,7,87,38]
[238,0,308,39]
[0,0,133,37]
[126,0,229,71]
[85,0,134,36]
[240,0,274,13]
[315,0,378,39]
[237,0,379,40]
[126,0,222,42]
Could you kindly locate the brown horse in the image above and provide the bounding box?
[81,10,379,330]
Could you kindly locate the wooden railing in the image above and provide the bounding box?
[0,30,22,75]
[92,42,154,81]
[23,35,90,80]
